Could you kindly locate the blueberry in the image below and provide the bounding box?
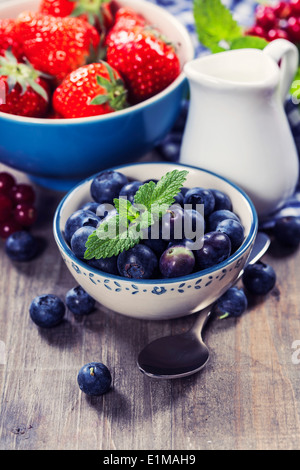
[242,261,276,295]
[273,216,300,247]
[64,209,100,245]
[80,201,99,214]
[5,230,37,261]
[173,191,184,206]
[156,133,182,162]
[142,224,169,257]
[119,180,142,203]
[161,205,185,241]
[65,285,95,316]
[117,244,158,279]
[87,255,118,275]
[210,189,232,211]
[216,218,245,253]
[207,209,240,232]
[184,187,215,217]
[143,178,158,184]
[77,362,112,396]
[183,209,205,242]
[29,294,65,328]
[71,226,96,259]
[96,203,117,221]
[213,287,248,319]
[90,170,128,204]
[159,245,195,278]
[195,231,231,270]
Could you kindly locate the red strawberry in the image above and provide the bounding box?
[38,0,74,17]
[0,50,50,118]
[15,12,100,84]
[39,0,116,31]
[104,6,146,47]
[0,19,23,61]
[52,61,128,118]
[106,26,181,104]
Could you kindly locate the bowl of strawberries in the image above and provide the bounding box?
[0,0,194,191]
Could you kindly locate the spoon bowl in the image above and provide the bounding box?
[138,232,270,379]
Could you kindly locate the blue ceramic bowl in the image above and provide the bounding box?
[53,162,258,320]
[0,0,194,191]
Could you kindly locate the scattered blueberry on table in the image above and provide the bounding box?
[29,294,66,328]
[213,287,248,319]
[273,216,300,247]
[65,285,96,316]
[242,261,277,296]
[77,362,112,396]
[5,230,38,262]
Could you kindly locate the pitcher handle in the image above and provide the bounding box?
[263,38,299,103]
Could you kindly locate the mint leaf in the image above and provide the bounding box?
[113,197,140,223]
[193,0,242,53]
[133,179,157,209]
[230,35,269,50]
[134,169,189,208]
[84,169,189,260]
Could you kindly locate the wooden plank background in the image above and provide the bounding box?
[1,162,300,450]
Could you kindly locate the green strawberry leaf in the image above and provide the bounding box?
[193,0,243,52]
[230,35,269,50]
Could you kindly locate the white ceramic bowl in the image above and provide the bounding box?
[53,162,258,320]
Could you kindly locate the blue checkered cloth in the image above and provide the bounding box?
[151,0,300,228]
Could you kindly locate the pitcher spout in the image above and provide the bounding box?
[184,48,280,91]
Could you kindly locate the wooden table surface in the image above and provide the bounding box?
[1,162,300,451]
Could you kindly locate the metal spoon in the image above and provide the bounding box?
[137,232,271,379]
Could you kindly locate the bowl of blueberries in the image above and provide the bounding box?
[53,162,258,320]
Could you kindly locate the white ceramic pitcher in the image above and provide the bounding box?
[180,39,299,219]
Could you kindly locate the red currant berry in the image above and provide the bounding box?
[0,194,13,222]
[13,203,37,227]
[273,1,292,19]
[290,0,300,15]
[267,28,289,40]
[286,16,300,41]
[255,5,278,29]
[0,219,22,239]
[10,183,35,205]
[0,171,16,194]
[245,25,268,38]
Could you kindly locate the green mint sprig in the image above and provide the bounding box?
[193,0,268,53]
[84,169,189,260]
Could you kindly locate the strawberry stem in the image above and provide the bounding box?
[0,50,49,101]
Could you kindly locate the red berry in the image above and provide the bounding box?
[267,28,289,40]
[286,16,300,42]
[0,171,16,194]
[245,25,267,38]
[9,183,35,205]
[0,193,13,222]
[13,203,37,226]
[255,5,278,29]
[290,0,300,15]
[272,1,292,19]
[0,218,22,238]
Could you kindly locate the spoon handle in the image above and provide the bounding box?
[190,304,213,338]
[189,232,271,340]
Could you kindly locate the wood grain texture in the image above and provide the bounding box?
[1,164,300,450]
